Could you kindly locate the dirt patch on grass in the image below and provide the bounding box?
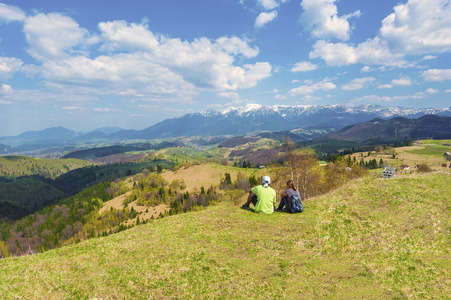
[100,191,169,224]
[99,191,133,213]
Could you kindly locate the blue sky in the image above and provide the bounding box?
[0,0,450,136]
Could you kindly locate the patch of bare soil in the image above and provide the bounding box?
[123,201,169,226]
[99,191,169,225]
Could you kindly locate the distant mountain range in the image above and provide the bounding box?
[321,114,451,142]
[1,104,451,149]
[113,104,451,139]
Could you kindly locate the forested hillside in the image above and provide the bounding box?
[0,158,176,220]
[0,156,91,179]
[0,144,371,258]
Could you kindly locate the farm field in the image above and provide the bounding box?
[350,140,451,173]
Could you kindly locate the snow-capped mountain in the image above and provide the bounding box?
[125,104,451,139]
[3,105,451,146]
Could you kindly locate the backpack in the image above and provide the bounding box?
[287,189,303,213]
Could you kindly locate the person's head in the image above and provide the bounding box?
[262,176,271,187]
[286,179,296,190]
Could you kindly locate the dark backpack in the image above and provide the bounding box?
[287,189,303,213]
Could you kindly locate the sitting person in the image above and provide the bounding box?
[276,179,300,211]
[241,176,276,214]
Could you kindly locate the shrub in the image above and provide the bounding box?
[417,163,432,173]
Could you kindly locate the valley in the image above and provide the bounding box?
[0,111,451,299]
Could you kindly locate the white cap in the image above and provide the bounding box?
[262,176,271,187]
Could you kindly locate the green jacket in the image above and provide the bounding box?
[252,185,276,214]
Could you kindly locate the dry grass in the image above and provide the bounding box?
[161,163,263,193]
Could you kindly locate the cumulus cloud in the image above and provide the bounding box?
[291,61,317,72]
[300,0,360,41]
[98,20,159,52]
[310,38,407,67]
[18,14,271,105]
[341,77,375,91]
[380,0,451,55]
[24,13,89,60]
[422,69,451,82]
[289,79,336,95]
[0,57,23,80]
[255,11,278,28]
[350,88,441,105]
[309,0,451,67]
[0,3,26,23]
[257,0,286,10]
[391,77,412,86]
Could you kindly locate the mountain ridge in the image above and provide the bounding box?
[321,114,451,142]
[2,104,451,146]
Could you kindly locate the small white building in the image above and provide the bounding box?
[382,166,396,178]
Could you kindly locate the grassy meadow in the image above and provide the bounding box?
[1,172,450,299]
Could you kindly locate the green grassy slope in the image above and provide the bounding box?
[1,173,450,299]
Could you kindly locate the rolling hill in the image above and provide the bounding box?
[1,172,450,298]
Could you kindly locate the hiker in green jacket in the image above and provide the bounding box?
[241,176,276,214]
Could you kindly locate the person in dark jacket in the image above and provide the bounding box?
[276,179,300,212]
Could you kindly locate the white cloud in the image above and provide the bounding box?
[225,99,253,107]
[421,55,437,61]
[310,38,407,67]
[300,0,360,41]
[215,36,260,58]
[273,94,287,100]
[310,0,451,67]
[257,0,286,10]
[425,88,439,94]
[0,89,98,105]
[19,16,271,106]
[303,95,321,101]
[255,10,278,28]
[350,88,441,105]
[391,76,412,86]
[0,84,13,94]
[341,77,375,90]
[289,79,336,95]
[24,13,88,60]
[422,69,451,82]
[0,3,26,22]
[98,20,159,52]
[0,57,23,80]
[93,107,119,112]
[291,61,317,72]
[378,84,393,89]
[62,106,88,111]
[217,92,241,100]
[380,0,451,55]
